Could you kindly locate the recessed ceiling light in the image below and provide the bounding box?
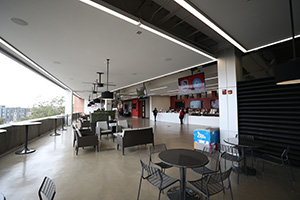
[132,73,137,75]
[10,18,28,26]
[165,58,172,61]
[136,31,142,35]
[53,61,61,64]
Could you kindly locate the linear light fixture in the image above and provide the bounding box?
[0,37,72,92]
[80,0,139,25]
[174,0,247,53]
[205,76,218,81]
[247,34,300,52]
[149,86,168,92]
[80,0,216,61]
[167,89,179,93]
[139,24,216,60]
[129,92,137,95]
[147,93,156,96]
[113,60,216,92]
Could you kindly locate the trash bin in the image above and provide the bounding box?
[194,127,220,151]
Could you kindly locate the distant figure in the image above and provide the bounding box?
[153,108,158,121]
[179,108,185,124]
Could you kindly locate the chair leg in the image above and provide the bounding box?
[158,190,161,200]
[137,177,143,200]
[228,180,234,200]
[287,160,295,181]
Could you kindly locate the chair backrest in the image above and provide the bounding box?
[140,160,162,181]
[118,120,128,128]
[220,144,239,155]
[96,121,108,130]
[281,146,290,162]
[149,144,167,163]
[206,167,232,185]
[38,176,56,200]
[200,147,220,171]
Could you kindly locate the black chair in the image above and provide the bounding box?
[256,146,295,190]
[192,148,220,177]
[149,144,172,171]
[38,176,56,200]
[188,168,234,200]
[137,160,179,200]
[220,144,243,184]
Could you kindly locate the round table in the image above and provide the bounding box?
[159,149,209,200]
[224,137,263,175]
[12,122,42,155]
[0,192,6,200]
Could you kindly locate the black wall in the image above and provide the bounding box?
[237,77,300,167]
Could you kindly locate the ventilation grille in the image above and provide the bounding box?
[237,77,300,167]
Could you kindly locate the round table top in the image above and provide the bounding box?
[224,137,263,148]
[0,129,7,134]
[0,192,6,200]
[11,122,42,126]
[159,149,209,168]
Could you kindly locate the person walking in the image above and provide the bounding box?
[153,108,158,121]
[179,108,185,124]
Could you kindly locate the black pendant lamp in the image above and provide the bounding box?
[93,98,101,103]
[274,0,300,85]
[101,59,114,99]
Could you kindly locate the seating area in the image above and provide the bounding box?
[0,118,299,200]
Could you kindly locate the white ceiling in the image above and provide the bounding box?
[0,0,299,100]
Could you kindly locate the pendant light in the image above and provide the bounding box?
[274,0,300,85]
[101,59,114,99]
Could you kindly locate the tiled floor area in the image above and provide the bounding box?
[0,117,299,200]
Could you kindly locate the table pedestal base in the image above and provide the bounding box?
[167,186,200,200]
[15,148,36,155]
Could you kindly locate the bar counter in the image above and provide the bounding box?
[155,113,219,127]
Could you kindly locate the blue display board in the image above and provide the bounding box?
[194,128,220,144]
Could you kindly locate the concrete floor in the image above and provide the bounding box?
[0,117,299,200]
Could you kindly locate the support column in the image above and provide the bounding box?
[65,90,73,125]
[104,100,112,111]
[218,47,242,143]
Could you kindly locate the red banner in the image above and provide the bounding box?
[178,73,205,95]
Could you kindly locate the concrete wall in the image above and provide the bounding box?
[0,115,79,156]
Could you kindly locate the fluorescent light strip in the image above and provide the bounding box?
[80,0,139,25]
[140,24,216,60]
[167,89,179,93]
[149,86,168,91]
[174,0,247,53]
[129,92,136,95]
[147,93,156,96]
[113,60,216,92]
[205,76,218,81]
[205,83,218,87]
[247,34,300,52]
[0,38,72,92]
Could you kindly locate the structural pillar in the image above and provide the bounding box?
[104,100,112,111]
[65,90,73,125]
[217,47,242,143]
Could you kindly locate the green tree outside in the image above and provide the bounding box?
[22,96,65,120]
[0,118,5,125]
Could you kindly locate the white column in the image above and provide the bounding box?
[104,100,112,110]
[218,47,242,143]
[65,90,73,125]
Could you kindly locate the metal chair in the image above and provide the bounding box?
[149,144,172,171]
[188,168,234,200]
[96,121,113,140]
[220,144,243,184]
[38,176,56,200]
[256,146,295,190]
[192,148,220,177]
[137,160,179,200]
